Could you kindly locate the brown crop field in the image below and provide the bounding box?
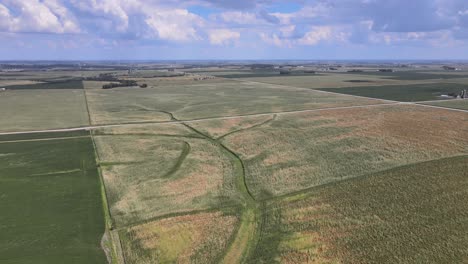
[190,115,276,139]
[215,104,468,199]
[251,156,468,263]
[120,211,239,264]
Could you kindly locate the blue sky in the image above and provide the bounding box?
[1,0,468,60]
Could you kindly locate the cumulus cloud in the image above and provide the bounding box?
[2,0,468,52]
[0,0,80,33]
[298,26,334,45]
[208,29,240,45]
[145,9,204,42]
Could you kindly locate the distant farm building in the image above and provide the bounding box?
[442,66,457,71]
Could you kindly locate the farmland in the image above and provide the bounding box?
[318,83,468,101]
[0,134,106,264]
[252,156,468,263]
[83,79,385,125]
[1,64,468,264]
[194,104,468,199]
[425,99,468,110]
[0,82,89,132]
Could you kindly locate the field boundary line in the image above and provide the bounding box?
[217,114,277,140]
[236,79,468,114]
[116,205,243,231]
[0,135,90,144]
[1,102,466,138]
[234,79,400,103]
[0,102,400,136]
[411,102,468,113]
[266,154,468,203]
[412,98,467,104]
[84,81,126,264]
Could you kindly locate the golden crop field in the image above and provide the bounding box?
[214,104,468,199]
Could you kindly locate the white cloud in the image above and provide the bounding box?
[209,29,240,45]
[298,26,332,45]
[260,33,292,47]
[145,9,204,42]
[0,0,80,33]
[216,11,265,25]
[70,0,131,32]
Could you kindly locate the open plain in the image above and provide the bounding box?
[1,64,467,264]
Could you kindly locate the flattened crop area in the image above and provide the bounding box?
[120,211,239,264]
[207,104,468,199]
[93,124,242,227]
[0,133,106,263]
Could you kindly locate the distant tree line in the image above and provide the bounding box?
[102,80,139,89]
[86,73,146,89]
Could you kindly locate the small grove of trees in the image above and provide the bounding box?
[102,80,138,89]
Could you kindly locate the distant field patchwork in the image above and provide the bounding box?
[0,134,106,264]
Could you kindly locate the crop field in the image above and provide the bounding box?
[340,70,468,80]
[318,83,468,101]
[200,104,468,199]
[252,156,468,264]
[424,99,468,110]
[0,80,43,86]
[0,89,89,132]
[93,132,242,227]
[120,210,239,264]
[0,134,106,264]
[84,79,385,125]
[2,67,468,264]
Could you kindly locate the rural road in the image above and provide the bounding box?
[0,100,467,137]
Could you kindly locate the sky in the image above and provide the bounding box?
[1,0,468,60]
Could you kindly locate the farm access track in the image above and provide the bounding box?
[2,98,466,138]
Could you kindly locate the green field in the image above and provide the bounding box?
[319,83,467,101]
[424,99,468,110]
[252,156,468,263]
[0,89,90,132]
[0,134,106,264]
[340,70,468,80]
